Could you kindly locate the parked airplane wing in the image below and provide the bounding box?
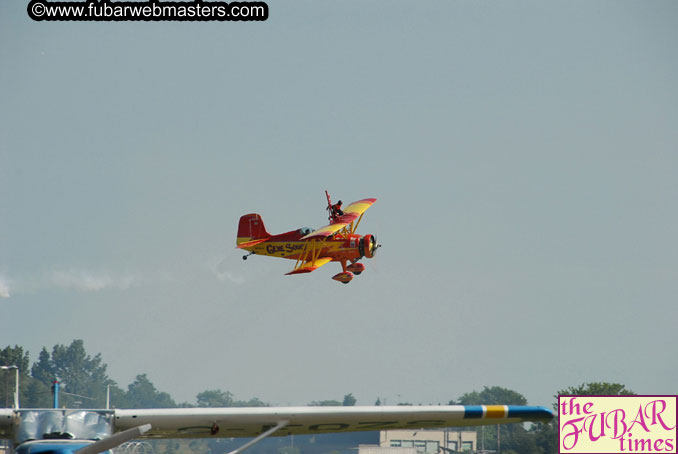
[113,405,554,439]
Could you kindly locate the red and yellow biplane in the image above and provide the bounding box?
[237,192,379,284]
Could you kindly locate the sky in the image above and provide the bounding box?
[1,1,677,408]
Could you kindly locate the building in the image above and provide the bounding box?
[359,429,478,454]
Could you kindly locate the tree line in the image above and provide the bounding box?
[0,341,366,409]
[1,340,634,454]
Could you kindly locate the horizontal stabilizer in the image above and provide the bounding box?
[236,238,268,249]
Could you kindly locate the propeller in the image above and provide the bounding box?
[74,424,152,454]
[370,235,381,256]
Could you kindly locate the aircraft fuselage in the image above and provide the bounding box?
[242,230,367,263]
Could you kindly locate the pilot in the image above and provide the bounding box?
[331,200,344,219]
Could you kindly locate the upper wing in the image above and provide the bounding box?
[113,405,553,438]
[302,198,377,240]
[342,198,377,216]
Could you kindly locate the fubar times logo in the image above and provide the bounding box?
[559,395,677,454]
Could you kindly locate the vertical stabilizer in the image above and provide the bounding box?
[237,214,270,246]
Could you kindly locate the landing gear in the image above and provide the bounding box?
[333,260,355,283]
[332,271,354,284]
[347,262,365,275]
[242,252,255,260]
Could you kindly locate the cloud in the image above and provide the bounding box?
[50,269,137,292]
[213,259,245,285]
[220,271,245,285]
[0,277,9,298]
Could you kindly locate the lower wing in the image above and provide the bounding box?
[285,257,333,275]
[113,405,554,438]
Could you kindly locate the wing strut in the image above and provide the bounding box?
[226,420,289,454]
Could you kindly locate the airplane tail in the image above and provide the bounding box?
[237,214,271,247]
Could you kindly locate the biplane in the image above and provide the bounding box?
[237,191,380,283]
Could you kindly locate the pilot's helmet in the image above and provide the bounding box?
[337,200,342,205]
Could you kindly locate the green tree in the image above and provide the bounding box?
[197,389,234,407]
[29,340,119,408]
[455,386,528,406]
[557,382,634,397]
[233,397,267,407]
[0,346,30,408]
[31,348,55,383]
[195,389,267,408]
[309,400,342,406]
[27,348,58,407]
[529,420,556,454]
[342,393,356,406]
[107,383,132,409]
[1,346,30,374]
[126,374,176,408]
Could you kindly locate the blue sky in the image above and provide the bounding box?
[1,1,677,407]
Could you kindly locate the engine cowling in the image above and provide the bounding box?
[359,234,379,259]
